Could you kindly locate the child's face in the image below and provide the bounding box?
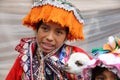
[95,70,118,80]
[36,21,67,54]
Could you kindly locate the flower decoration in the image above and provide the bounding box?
[103,36,120,56]
[92,36,120,57]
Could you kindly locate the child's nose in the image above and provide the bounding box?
[46,32,54,41]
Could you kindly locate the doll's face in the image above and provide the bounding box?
[36,21,68,54]
[95,70,118,80]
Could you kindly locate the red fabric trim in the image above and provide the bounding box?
[15,37,36,53]
[6,37,92,80]
[6,37,36,80]
[67,73,78,80]
[6,56,23,80]
[71,45,92,60]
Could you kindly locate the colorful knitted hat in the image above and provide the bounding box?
[82,36,120,80]
[23,0,84,40]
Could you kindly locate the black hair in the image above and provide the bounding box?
[91,66,107,80]
[65,27,69,36]
[36,20,43,31]
[91,66,120,80]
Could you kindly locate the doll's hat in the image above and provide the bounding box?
[23,0,84,40]
[82,36,120,80]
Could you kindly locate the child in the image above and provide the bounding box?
[82,36,120,80]
[6,0,92,80]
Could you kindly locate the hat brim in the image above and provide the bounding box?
[23,5,84,41]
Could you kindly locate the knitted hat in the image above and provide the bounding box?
[82,36,120,80]
[23,0,84,40]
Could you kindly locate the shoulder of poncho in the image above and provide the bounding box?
[66,44,86,53]
[15,37,36,53]
[66,44,92,59]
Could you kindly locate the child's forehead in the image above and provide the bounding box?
[44,21,61,26]
[42,21,66,29]
[103,70,116,75]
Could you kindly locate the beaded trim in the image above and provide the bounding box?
[32,0,84,24]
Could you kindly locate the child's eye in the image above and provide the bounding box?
[41,25,49,31]
[56,30,63,35]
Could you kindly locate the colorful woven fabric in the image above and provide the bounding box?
[6,37,90,80]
